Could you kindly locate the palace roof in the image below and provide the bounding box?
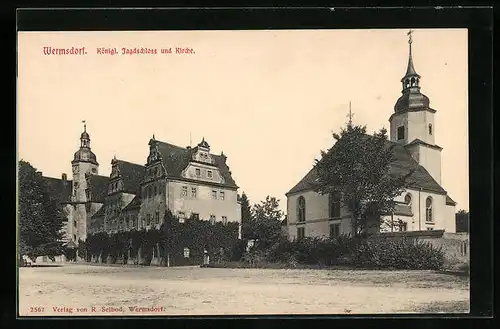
[154,140,238,188]
[86,174,109,203]
[42,176,72,203]
[114,160,144,194]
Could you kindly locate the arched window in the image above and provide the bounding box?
[404,193,412,206]
[426,197,433,222]
[428,124,433,135]
[297,196,306,222]
[411,77,416,86]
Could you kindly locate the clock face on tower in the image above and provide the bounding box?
[72,166,79,174]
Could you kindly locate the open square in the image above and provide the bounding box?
[19,264,469,316]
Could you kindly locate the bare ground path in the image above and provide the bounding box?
[18,263,469,316]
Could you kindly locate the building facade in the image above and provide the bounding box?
[42,127,242,251]
[285,34,457,240]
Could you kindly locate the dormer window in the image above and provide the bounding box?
[207,170,213,178]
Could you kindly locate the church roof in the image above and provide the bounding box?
[115,160,144,194]
[154,140,238,188]
[286,137,448,196]
[405,138,443,150]
[446,195,457,206]
[42,176,72,204]
[87,174,109,203]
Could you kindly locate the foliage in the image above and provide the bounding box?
[240,192,254,240]
[314,124,414,235]
[262,235,445,270]
[251,195,284,250]
[18,160,65,262]
[455,210,469,233]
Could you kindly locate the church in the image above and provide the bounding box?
[285,32,457,240]
[41,126,242,252]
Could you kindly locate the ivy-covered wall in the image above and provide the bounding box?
[83,210,240,266]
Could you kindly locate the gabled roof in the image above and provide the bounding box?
[91,204,106,218]
[123,195,141,211]
[87,174,109,203]
[43,176,72,204]
[115,160,144,194]
[286,137,447,196]
[154,140,238,188]
[406,138,443,150]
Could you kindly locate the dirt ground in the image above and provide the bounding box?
[18,263,469,316]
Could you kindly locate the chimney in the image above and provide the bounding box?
[186,146,191,150]
[62,173,67,181]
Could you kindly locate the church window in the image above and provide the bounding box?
[329,192,341,218]
[428,124,433,135]
[410,77,416,86]
[404,193,412,206]
[181,186,188,196]
[191,187,197,198]
[297,227,305,240]
[397,126,405,140]
[195,168,201,177]
[297,196,306,222]
[425,197,433,222]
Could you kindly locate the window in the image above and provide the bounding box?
[297,227,305,239]
[460,241,468,256]
[195,168,201,177]
[210,215,216,225]
[297,196,306,222]
[183,248,190,258]
[330,223,340,238]
[155,211,160,224]
[207,170,212,178]
[404,193,412,206]
[192,213,200,221]
[178,212,185,223]
[212,190,218,199]
[220,191,225,200]
[425,197,433,222]
[222,216,228,224]
[191,187,197,198]
[397,126,405,140]
[148,186,152,198]
[154,185,157,196]
[147,214,151,226]
[181,186,188,196]
[427,227,434,231]
[74,220,77,227]
[428,124,433,135]
[329,192,341,218]
[73,234,77,241]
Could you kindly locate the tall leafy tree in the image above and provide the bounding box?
[314,124,414,236]
[455,210,469,233]
[18,160,64,262]
[251,196,284,249]
[240,192,254,240]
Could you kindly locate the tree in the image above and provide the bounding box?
[251,196,284,249]
[455,210,469,233]
[314,124,414,236]
[240,192,254,240]
[18,160,65,262]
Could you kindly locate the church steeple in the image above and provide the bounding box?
[72,121,98,165]
[401,30,421,92]
[80,120,91,148]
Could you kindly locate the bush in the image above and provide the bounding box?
[261,235,445,270]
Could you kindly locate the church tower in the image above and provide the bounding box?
[389,30,442,184]
[71,122,99,243]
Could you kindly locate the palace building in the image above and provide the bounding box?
[41,126,242,250]
[285,33,457,240]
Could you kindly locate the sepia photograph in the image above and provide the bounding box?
[17,27,470,316]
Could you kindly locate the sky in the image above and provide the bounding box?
[17,29,469,211]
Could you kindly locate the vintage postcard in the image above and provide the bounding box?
[17,27,469,316]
